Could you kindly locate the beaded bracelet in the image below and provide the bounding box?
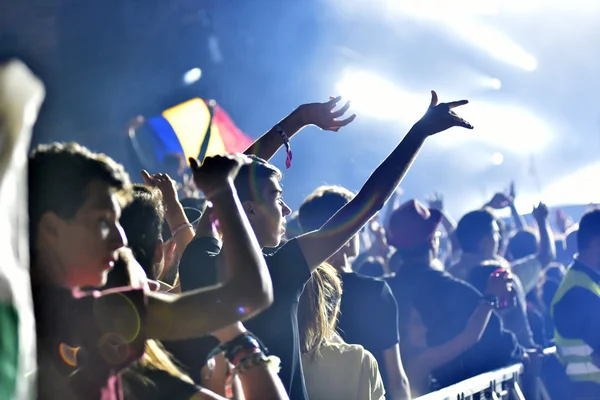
[275,124,293,169]
[206,331,267,369]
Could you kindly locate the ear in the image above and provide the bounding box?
[476,236,488,252]
[154,239,164,266]
[242,200,256,217]
[38,212,64,244]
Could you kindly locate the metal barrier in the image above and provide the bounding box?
[414,347,558,400]
[415,364,525,400]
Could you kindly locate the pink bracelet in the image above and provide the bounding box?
[171,222,193,237]
[275,124,292,168]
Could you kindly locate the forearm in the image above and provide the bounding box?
[335,128,426,232]
[536,219,555,267]
[440,210,456,234]
[211,183,272,306]
[418,303,492,372]
[298,127,427,269]
[237,366,289,400]
[510,203,527,230]
[383,346,412,400]
[199,359,287,400]
[147,277,267,341]
[244,110,305,161]
[164,199,195,255]
[147,185,271,340]
[195,207,219,240]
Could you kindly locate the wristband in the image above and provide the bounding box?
[275,124,293,168]
[206,331,267,367]
[171,222,192,237]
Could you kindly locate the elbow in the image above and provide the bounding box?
[232,278,273,318]
[389,379,412,400]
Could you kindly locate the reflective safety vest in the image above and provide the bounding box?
[551,267,600,384]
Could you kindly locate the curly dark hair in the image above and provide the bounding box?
[120,185,165,279]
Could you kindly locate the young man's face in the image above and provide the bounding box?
[247,176,291,248]
[52,180,127,288]
[328,234,360,269]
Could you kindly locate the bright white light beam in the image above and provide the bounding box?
[336,69,426,124]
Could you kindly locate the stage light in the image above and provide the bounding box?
[488,78,502,90]
[335,69,424,123]
[445,18,538,71]
[183,68,202,85]
[491,152,504,165]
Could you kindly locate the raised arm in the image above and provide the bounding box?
[532,202,555,267]
[146,154,273,341]
[485,186,527,231]
[244,96,356,161]
[298,91,473,271]
[141,170,195,259]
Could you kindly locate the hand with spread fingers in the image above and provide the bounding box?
[141,170,179,206]
[295,96,357,132]
[427,192,445,211]
[188,154,251,199]
[414,90,473,136]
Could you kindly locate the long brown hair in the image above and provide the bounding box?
[298,263,343,358]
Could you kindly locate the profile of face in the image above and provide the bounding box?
[479,220,501,258]
[40,180,127,288]
[245,176,291,248]
[328,234,360,268]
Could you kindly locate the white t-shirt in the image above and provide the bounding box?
[301,342,385,400]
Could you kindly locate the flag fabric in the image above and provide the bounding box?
[0,60,42,400]
[144,98,253,165]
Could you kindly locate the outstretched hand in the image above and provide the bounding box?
[486,193,513,210]
[414,90,473,136]
[188,154,251,198]
[141,170,179,206]
[295,96,357,132]
[427,192,444,211]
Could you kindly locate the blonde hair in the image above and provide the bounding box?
[298,263,343,358]
[140,340,193,384]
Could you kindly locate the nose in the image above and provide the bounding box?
[282,201,292,217]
